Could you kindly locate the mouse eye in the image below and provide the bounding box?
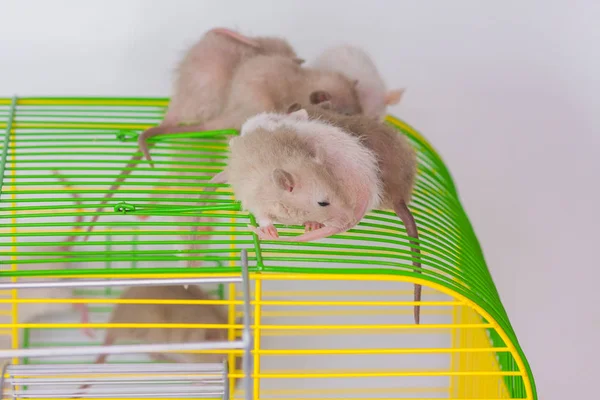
[318,201,330,207]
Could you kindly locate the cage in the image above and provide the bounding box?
[0,96,537,399]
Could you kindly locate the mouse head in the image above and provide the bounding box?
[310,72,363,116]
[261,112,355,229]
[255,37,304,64]
[236,111,357,230]
[270,155,354,229]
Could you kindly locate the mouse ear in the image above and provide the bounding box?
[272,168,295,192]
[293,57,305,65]
[287,102,302,113]
[290,109,309,120]
[309,90,332,105]
[385,88,405,105]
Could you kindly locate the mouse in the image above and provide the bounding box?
[312,44,404,120]
[211,101,422,323]
[187,55,362,135]
[75,285,242,394]
[83,27,304,231]
[139,27,304,162]
[209,104,379,239]
[292,102,421,323]
[137,54,362,165]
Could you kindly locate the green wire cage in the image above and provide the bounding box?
[0,96,537,400]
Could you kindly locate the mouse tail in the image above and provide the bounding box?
[73,335,114,397]
[83,123,169,241]
[81,153,143,242]
[393,200,421,324]
[83,123,171,241]
[52,171,86,250]
[83,123,208,242]
[140,123,211,166]
[209,27,261,48]
[138,125,170,167]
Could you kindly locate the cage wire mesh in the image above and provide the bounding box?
[0,96,537,400]
[2,362,231,399]
[0,254,254,400]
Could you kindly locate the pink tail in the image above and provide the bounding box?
[393,200,422,324]
[83,152,143,241]
[84,122,208,240]
[73,337,113,397]
[209,27,260,48]
[83,124,169,240]
[52,171,85,250]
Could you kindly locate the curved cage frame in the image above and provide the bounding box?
[0,96,537,399]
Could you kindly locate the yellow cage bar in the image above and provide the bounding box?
[0,97,536,399]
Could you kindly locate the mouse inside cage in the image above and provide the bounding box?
[0,96,536,400]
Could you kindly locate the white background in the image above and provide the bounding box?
[1,1,599,399]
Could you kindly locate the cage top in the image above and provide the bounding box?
[0,96,536,399]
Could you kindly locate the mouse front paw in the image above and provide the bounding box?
[304,221,325,232]
[248,224,279,240]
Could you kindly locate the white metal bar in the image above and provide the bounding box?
[0,277,241,290]
[0,252,254,399]
[0,340,244,359]
[15,386,223,394]
[8,363,223,373]
[221,359,229,400]
[10,377,223,385]
[240,249,253,400]
[12,392,222,399]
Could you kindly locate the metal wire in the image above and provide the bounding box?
[3,362,229,399]
[0,97,537,400]
[0,277,241,290]
[0,339,244,360]
[0,251,253,400]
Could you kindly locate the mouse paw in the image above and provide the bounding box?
[248,224,279,240]
[304,221,325,232]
